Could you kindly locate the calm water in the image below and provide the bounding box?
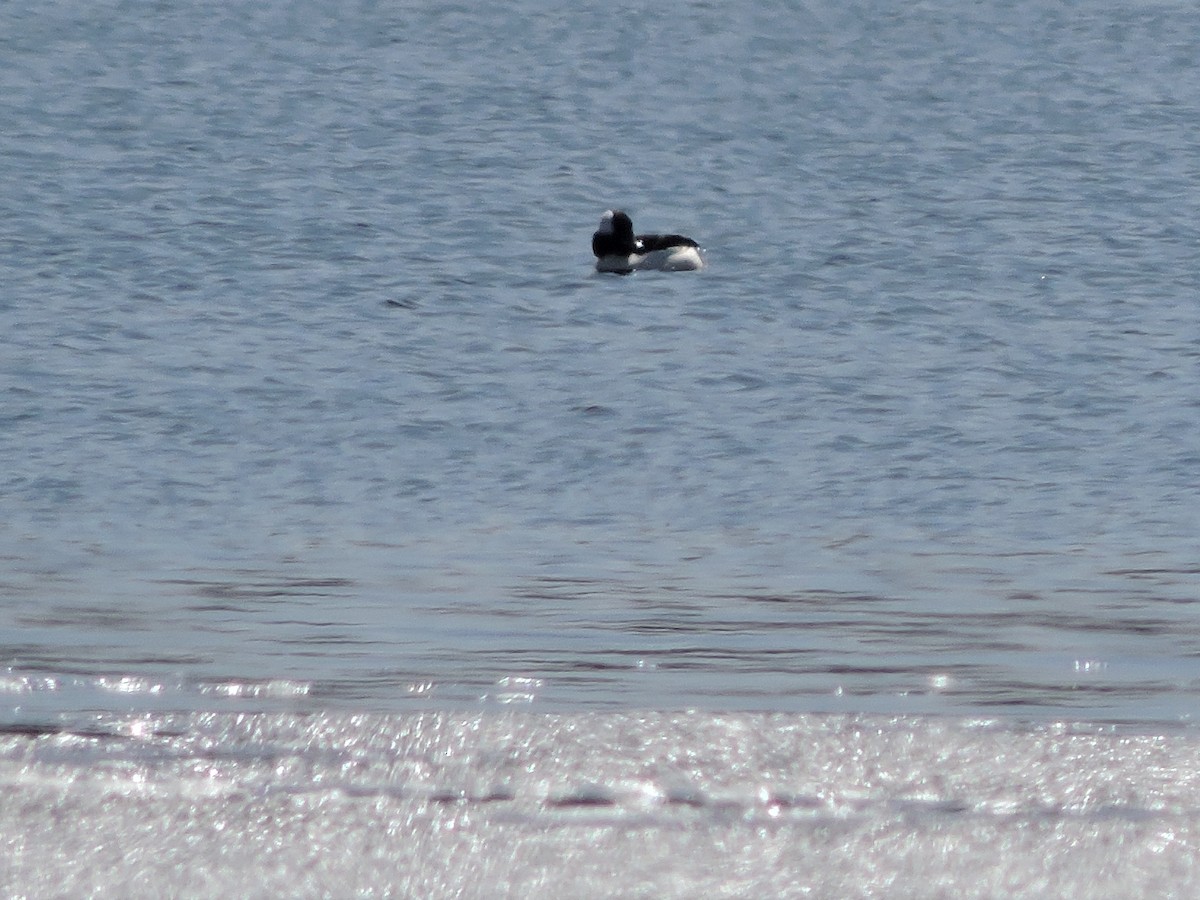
[6,0,1200,894]
[4,0,1200,723]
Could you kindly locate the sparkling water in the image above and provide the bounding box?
[3,0,1200,894]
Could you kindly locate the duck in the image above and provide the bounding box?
[591,210,704,274]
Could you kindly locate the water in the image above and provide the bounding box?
[3,0,1200,894]
[4,712,1200,898]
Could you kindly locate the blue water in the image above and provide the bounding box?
[3,0,1200,722]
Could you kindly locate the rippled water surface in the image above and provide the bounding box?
[4,0,1200,724]
[7,1,1200,895]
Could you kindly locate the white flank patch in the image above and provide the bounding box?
[595,246,704,273]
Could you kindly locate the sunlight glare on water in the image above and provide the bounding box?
[4,1,1200,892]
